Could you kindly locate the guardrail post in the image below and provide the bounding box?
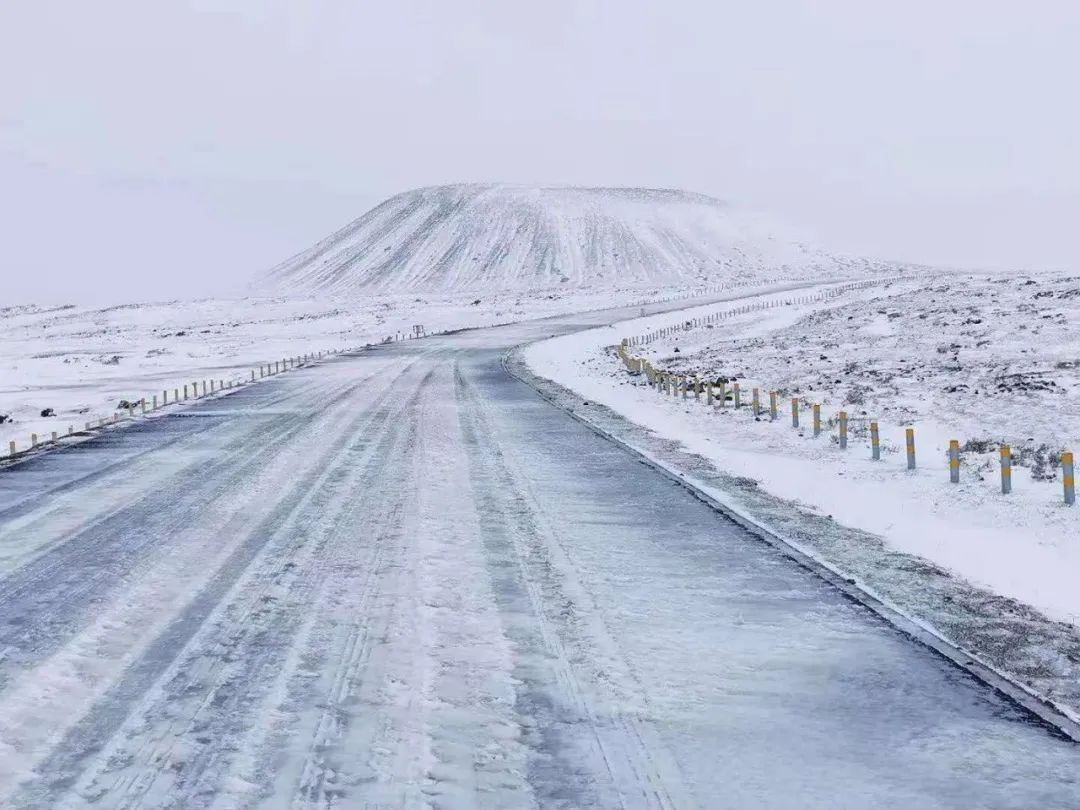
[752,388,760,417]
[174,388,179,403]
[8,440,14,456]
[717,381,726,408]
[839,411,848,448]
[127,405,133,418]
[153,394,158,409]
[906,428,916,469]
[1000,445,1011,494]
[694,376,700,401]
[813,404,821,437]
[31,433,38,447]
[949,439,960,483]
[706,382,713,405]
[870,421,880,460]
[769,391,778,421]
[141,399,146,414]
[1063,451,1075,505]
[791,398,799,428]
[51,430,58,442]
[183,384,189,400]
[682,377,689,400]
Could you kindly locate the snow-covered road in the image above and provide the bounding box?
[0,301,1077,809]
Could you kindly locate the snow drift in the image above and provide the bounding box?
[257,184,882,296]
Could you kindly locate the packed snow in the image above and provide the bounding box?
[257,184,899,295]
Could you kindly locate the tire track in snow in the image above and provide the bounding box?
[0,368,411,695]
[454,365,694,809]
[2,362,432,806]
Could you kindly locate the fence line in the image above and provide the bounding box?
[616,282,1075,506]
[4,348,347,463]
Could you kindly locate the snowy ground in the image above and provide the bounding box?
[1,300,1078,808]
[524,274,1080,719]
[2,282,756,456]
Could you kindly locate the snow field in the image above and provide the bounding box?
[525,277,1080,628]
[2,283,739,459]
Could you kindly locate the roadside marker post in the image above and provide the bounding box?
[183,385,188,400]
[769,391,778,421]
[870,421,880,460]
[51,431,58,443]
[813,404,821,437]
[1063,451,1075,505]
[1000,445,1012,494]
[791,398,799,428]
[733,383,741,408]
[682,377,689,400]
[839,411,848,449]
[706,383,713,406]
[949,439,960,483]
[8,440,14,456]
[31,433,38,447]
[906,428,916,470]
[694,376,700,401]
[152,395,158,409]
[718,381,726,408]
[752,388,760,417]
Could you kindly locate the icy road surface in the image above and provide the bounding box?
[0,303,1077,809]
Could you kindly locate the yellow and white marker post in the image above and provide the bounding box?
[769,391,778,421]
[839,411,848,449]
[812,404,821,437]
[1063,451,1075,506]
[791,398,799,428]
[752,388,760,417]
[949,439,960,483]
[1000,445,1012,494]
[870,421,880,460]
[906,428,916,470]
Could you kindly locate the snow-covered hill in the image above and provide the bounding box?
[257,184,887,296]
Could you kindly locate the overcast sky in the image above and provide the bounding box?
[2,1,1078,304]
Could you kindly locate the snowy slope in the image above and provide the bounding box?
[257,184,888,296]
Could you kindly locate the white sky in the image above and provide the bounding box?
[2,1,1078,304]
